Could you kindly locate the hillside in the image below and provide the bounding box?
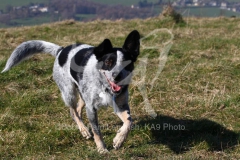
[1,0,240,28]
[90,0,160,6]
[0,0,48,11]
[0,17,240,159]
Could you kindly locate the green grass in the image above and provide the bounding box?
[10,15,53,27]
[0,17,240,159]
[75,14,96,21]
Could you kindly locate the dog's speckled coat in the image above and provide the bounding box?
[2,30,140,153]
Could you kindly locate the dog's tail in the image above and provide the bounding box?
[2,40,63,73]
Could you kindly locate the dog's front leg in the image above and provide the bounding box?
[86,108,108,153]
[113,104,132,149]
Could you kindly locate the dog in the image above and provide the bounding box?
[2,30,140,153]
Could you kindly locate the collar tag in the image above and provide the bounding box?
[99,85,107,98]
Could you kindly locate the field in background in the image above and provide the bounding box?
[2,8,240,28]
[0,0,48,11]
[91,0,240,5]
[0,0,157,10]
[228,0,240,2]
[1,0,240,28]
[180,7,240,17]
[0,17,240,159]
[90,0,159,6]
[11,15,52,26]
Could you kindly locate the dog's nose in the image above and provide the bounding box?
[112,72,122,81]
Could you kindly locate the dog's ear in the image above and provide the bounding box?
[123,30,140,62]
[94,39,113,60]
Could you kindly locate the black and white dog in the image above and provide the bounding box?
[2,30,140,153]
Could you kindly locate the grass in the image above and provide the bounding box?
[0,17,240,159]
[10,15,53,27]
[75,14,96,21]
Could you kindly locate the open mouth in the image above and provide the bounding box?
[108,80,121,93]
[102,71,122,93]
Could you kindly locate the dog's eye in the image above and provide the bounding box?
[105,59,112,67]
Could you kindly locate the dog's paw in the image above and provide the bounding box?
[113,130,128,150]
[80,126,92,139]
[97,147,109,154]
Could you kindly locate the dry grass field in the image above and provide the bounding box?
[0,17,240,159]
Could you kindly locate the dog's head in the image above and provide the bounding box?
[94,30,140,95]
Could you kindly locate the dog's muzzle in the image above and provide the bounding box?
[100,70,123,94]
[108,80,121,93]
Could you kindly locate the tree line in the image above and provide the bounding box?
[0,0,163,26]
[49,0,158,20]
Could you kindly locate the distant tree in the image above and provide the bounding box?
[29,2,35,6]
[5,5,13,13]
[61,9,75,20]
[138,0,152,8]
[0,14,10,24]
[39,3,45,7]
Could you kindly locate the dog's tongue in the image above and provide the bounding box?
[109,81,121,92]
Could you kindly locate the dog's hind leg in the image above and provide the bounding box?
[69,96,92,139]
[76,95,85,118]
[68,95,84,120]
[54,76,91,139]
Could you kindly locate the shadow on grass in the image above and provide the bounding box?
[136,115,240,154]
